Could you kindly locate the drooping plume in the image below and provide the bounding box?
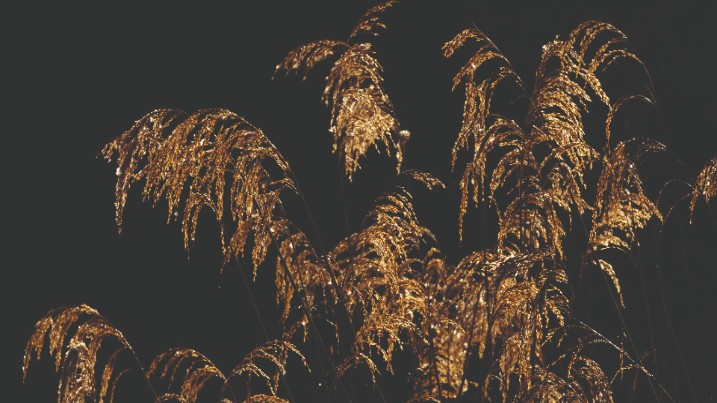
[102,108,296,274]
[23,305,145,403]
[276,1,405,180]
[689,156,717,222]
[332,171,443,380]
[149,348,225,403]
[584,139,665,304]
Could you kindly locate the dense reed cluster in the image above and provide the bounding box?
[24,2,715,402]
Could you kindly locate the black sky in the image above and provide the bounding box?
[5,1,717,401]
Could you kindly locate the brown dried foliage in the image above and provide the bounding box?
[24,305,139,403]
[101,108,295,275]
[584,139,665,305]
[149,348,225,403]
[25,5,708,402]
[24,306,305,403]
[689,156,717,222]
[332,172,443,381]
[276,1,405,180]
[440,20,668,401]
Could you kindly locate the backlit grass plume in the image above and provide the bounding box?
[584,139,665,304]
[275,0,406,181]
[148,348,226,402]
[689,156,717,222]
[23,3,715,402]
[332,171,443,381]
[444,22,643,241]
[101,108,295,274]
[24,305,306,402]
[23,304,139,403]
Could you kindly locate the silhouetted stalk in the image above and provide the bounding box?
[266,221,353,403]
[235,261,298,403]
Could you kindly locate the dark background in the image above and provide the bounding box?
[5,1,716,401]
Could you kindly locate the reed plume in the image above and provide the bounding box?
[584,139,665,304]
[689,156,717,222]
[275,1,406,181]
[332,171,443,381]
[24,304,306,402]
[441,20,669,401]
[149,348,225,402]
[24,305,146,403]
[101,108,295,275]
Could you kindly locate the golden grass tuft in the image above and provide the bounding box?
[275,1,404,181]
[690,157,717,222]
[101,108,295,275]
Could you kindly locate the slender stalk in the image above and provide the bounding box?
[235,261,298,403]
[267,222,354,402]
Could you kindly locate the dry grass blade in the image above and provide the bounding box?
[102,108,295,275]
[689,156,717,222]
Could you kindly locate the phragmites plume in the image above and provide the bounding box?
[444,22,646,241]
[225,340,307,400]
[244,395,289,403]
[689,156,717,222]
[439,20,669,401]
[481,254,570,399]
[349,0,399,40]
[443,28,523,239]
[275,223,333,328]
[275,1,405,181]
[520,355,613,402]
[584,139,665,305]
[23,305,146,403]
[101,108,295,274]
[25,306,305,402]
[332,171,443,379]
[143,340,306,402]
[149,348,225,403]
[409,250,471,401]
[526,21,645,223]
